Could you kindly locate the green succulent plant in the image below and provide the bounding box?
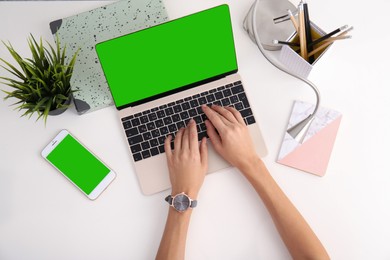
[0,34,78,124]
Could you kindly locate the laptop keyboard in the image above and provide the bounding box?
[121,80,256,162]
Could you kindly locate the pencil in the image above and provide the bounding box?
[335,26,354,37]
[309,25,348,47]
[307,41,332,57]
[298,2,308,61]
[287,9,299,32]
[296,26,353,52]
[321,35,352,43]
[307,35,352,58]
[303,1,314,63]
[296,35,351,57]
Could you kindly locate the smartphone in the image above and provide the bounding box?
[41,129,116,200]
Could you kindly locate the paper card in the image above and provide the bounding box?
[277,100,342,176]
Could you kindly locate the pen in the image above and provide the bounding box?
[298,2,308,61]
[273,10,298,24]
[335,26,354,37]
[321,35,352,43]
[273,39,300,47]
[294,34,351,56]
[309,25,348,47]
[273,13,289,23]
[308,36,352,57]
[303,1,314,63]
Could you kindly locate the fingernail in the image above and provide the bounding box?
[189,118,194,124]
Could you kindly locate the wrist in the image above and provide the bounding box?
[238,156,267,178]
[166,192,198,212]
[237,154,262,172]
[171,189,199,199]
[168,205,193,216]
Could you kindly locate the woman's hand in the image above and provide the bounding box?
[202,105,259,172]
[164,119,208,198]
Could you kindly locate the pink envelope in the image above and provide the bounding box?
[277,101,342,176]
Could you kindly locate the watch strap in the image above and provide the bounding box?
[165,195,173,205]
[190,199,197,208]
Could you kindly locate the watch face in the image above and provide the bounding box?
[173,194,190,212]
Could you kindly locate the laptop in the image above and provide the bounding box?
[96,4,268,195]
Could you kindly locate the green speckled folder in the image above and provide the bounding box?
[50,0,168,114]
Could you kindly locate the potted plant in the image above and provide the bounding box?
[0,34,78,124]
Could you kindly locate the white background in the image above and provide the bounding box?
[0,0,389,259]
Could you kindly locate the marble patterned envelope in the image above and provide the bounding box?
[277,100,342,176]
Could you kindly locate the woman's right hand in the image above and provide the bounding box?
[202,105,260,172]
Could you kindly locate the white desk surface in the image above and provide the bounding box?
[1,0,389,259]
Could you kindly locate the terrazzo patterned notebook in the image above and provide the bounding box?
[50,0,168,114]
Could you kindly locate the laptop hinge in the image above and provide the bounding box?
[116,69,238,110]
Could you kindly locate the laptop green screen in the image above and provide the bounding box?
[96,5,237,108]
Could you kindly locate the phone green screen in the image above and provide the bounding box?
[47,134,110,195]
[96,5,237,108]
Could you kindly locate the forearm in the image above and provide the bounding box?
[156,208,192,260]
[240,159,329,260]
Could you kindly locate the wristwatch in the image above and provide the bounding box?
[165,192,197,212]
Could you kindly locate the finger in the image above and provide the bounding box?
[200,137,208,166]
[174,127,184,152]
[202,105,227,131]
[205,120,222,152]
[164,135,173,159]
[225,106,246,125]
[211,105,237,123]
[188,119,198,153]
[181,124,190,151]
